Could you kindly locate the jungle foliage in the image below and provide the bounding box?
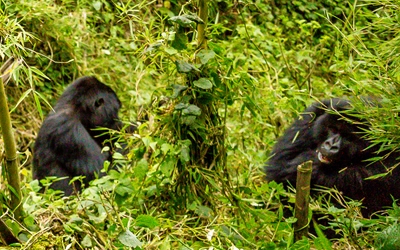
[1,0,400,249]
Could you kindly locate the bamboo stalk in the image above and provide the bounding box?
[294,160,312,241]
[197,0,208,49]
[0,58,23,222]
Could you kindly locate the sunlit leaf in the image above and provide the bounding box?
[118,229,143,248]
[92,1,102,11]
[135,158,148,180]
[160,155,176,176]
[135,215,159,229]
[81,235,93,247]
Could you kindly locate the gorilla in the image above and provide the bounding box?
[265,98,400,216]
[33,76,134,196]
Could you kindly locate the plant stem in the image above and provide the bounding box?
[294,160,312,241]
[197,0,208,49]
[0,59,23,222]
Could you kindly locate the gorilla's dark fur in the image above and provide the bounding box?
[265,98,400,216]
[33,76,134,195]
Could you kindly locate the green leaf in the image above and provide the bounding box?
[175,60,199,73]
[312,221,332,250]
[195,205,213,218]
[135,215,159,229]
[376,224,400,249]
[135,158,148,180]
[181,115,196,125]
[81,235,93,248]
[169,15,202,27]
[184,14,204,24]
[165,47,178,55]
[160,155,176,176]
[182,105,201,116]
[197,50,216,65]
[24,215,39,231]
[171,84,188,98]
[175,102,188,110]
[115,184,134,196]
[161,143,173,154]
[290,237,311,250]
[5,219,20,236]
[92,1,102,11]
[180,144,190,163]
[172,30,187,50]
[118,229,143,248]
[193,78,213,90]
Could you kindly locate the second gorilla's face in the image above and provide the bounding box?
[312,112,371,167]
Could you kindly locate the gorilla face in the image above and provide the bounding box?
[312,112,371,168]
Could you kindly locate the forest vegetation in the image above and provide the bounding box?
[1,0,400,249]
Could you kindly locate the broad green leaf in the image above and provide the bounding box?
[169,15,199,27]
[184,14,204,24]
[171,84,188,98]
[182,104,201,116]
[81,235,93,247]
[118,229,143,248]
[180,145,190,163]
[195,205,213,218]
[135,215,159,229]
[175,60,199,73]
[161,143,173,153]
[115,184,134,196]
[175,102,188,110]
[92,1,102,11]
[197,50,216,65]
[135,158,148,180]
[165,47,178,55]
[160,155,176,176]
[193,78,213,90]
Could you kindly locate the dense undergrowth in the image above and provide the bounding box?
[1,0,400,249]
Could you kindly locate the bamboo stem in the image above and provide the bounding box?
[0,58,23,222]
[294,160,312,241]
[197,0,208,49]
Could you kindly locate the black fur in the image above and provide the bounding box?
[265,98,400,216]
[33,76,133,195]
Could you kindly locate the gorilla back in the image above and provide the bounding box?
[33,76,128,196]
[265,98,400,216]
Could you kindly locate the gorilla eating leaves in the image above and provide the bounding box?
[265,98,400,216]
[33,76,134,196]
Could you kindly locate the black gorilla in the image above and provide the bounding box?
[265,98,400,216]
[33,76,134,196]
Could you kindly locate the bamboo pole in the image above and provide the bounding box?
[0,58,23,222]
[294,160,312,241]
[197,0,208,49]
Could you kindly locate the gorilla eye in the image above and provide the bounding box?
[95,98,104,108]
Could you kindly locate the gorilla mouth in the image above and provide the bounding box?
[317,151,332,164]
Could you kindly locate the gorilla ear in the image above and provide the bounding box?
[94,98,104,108]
